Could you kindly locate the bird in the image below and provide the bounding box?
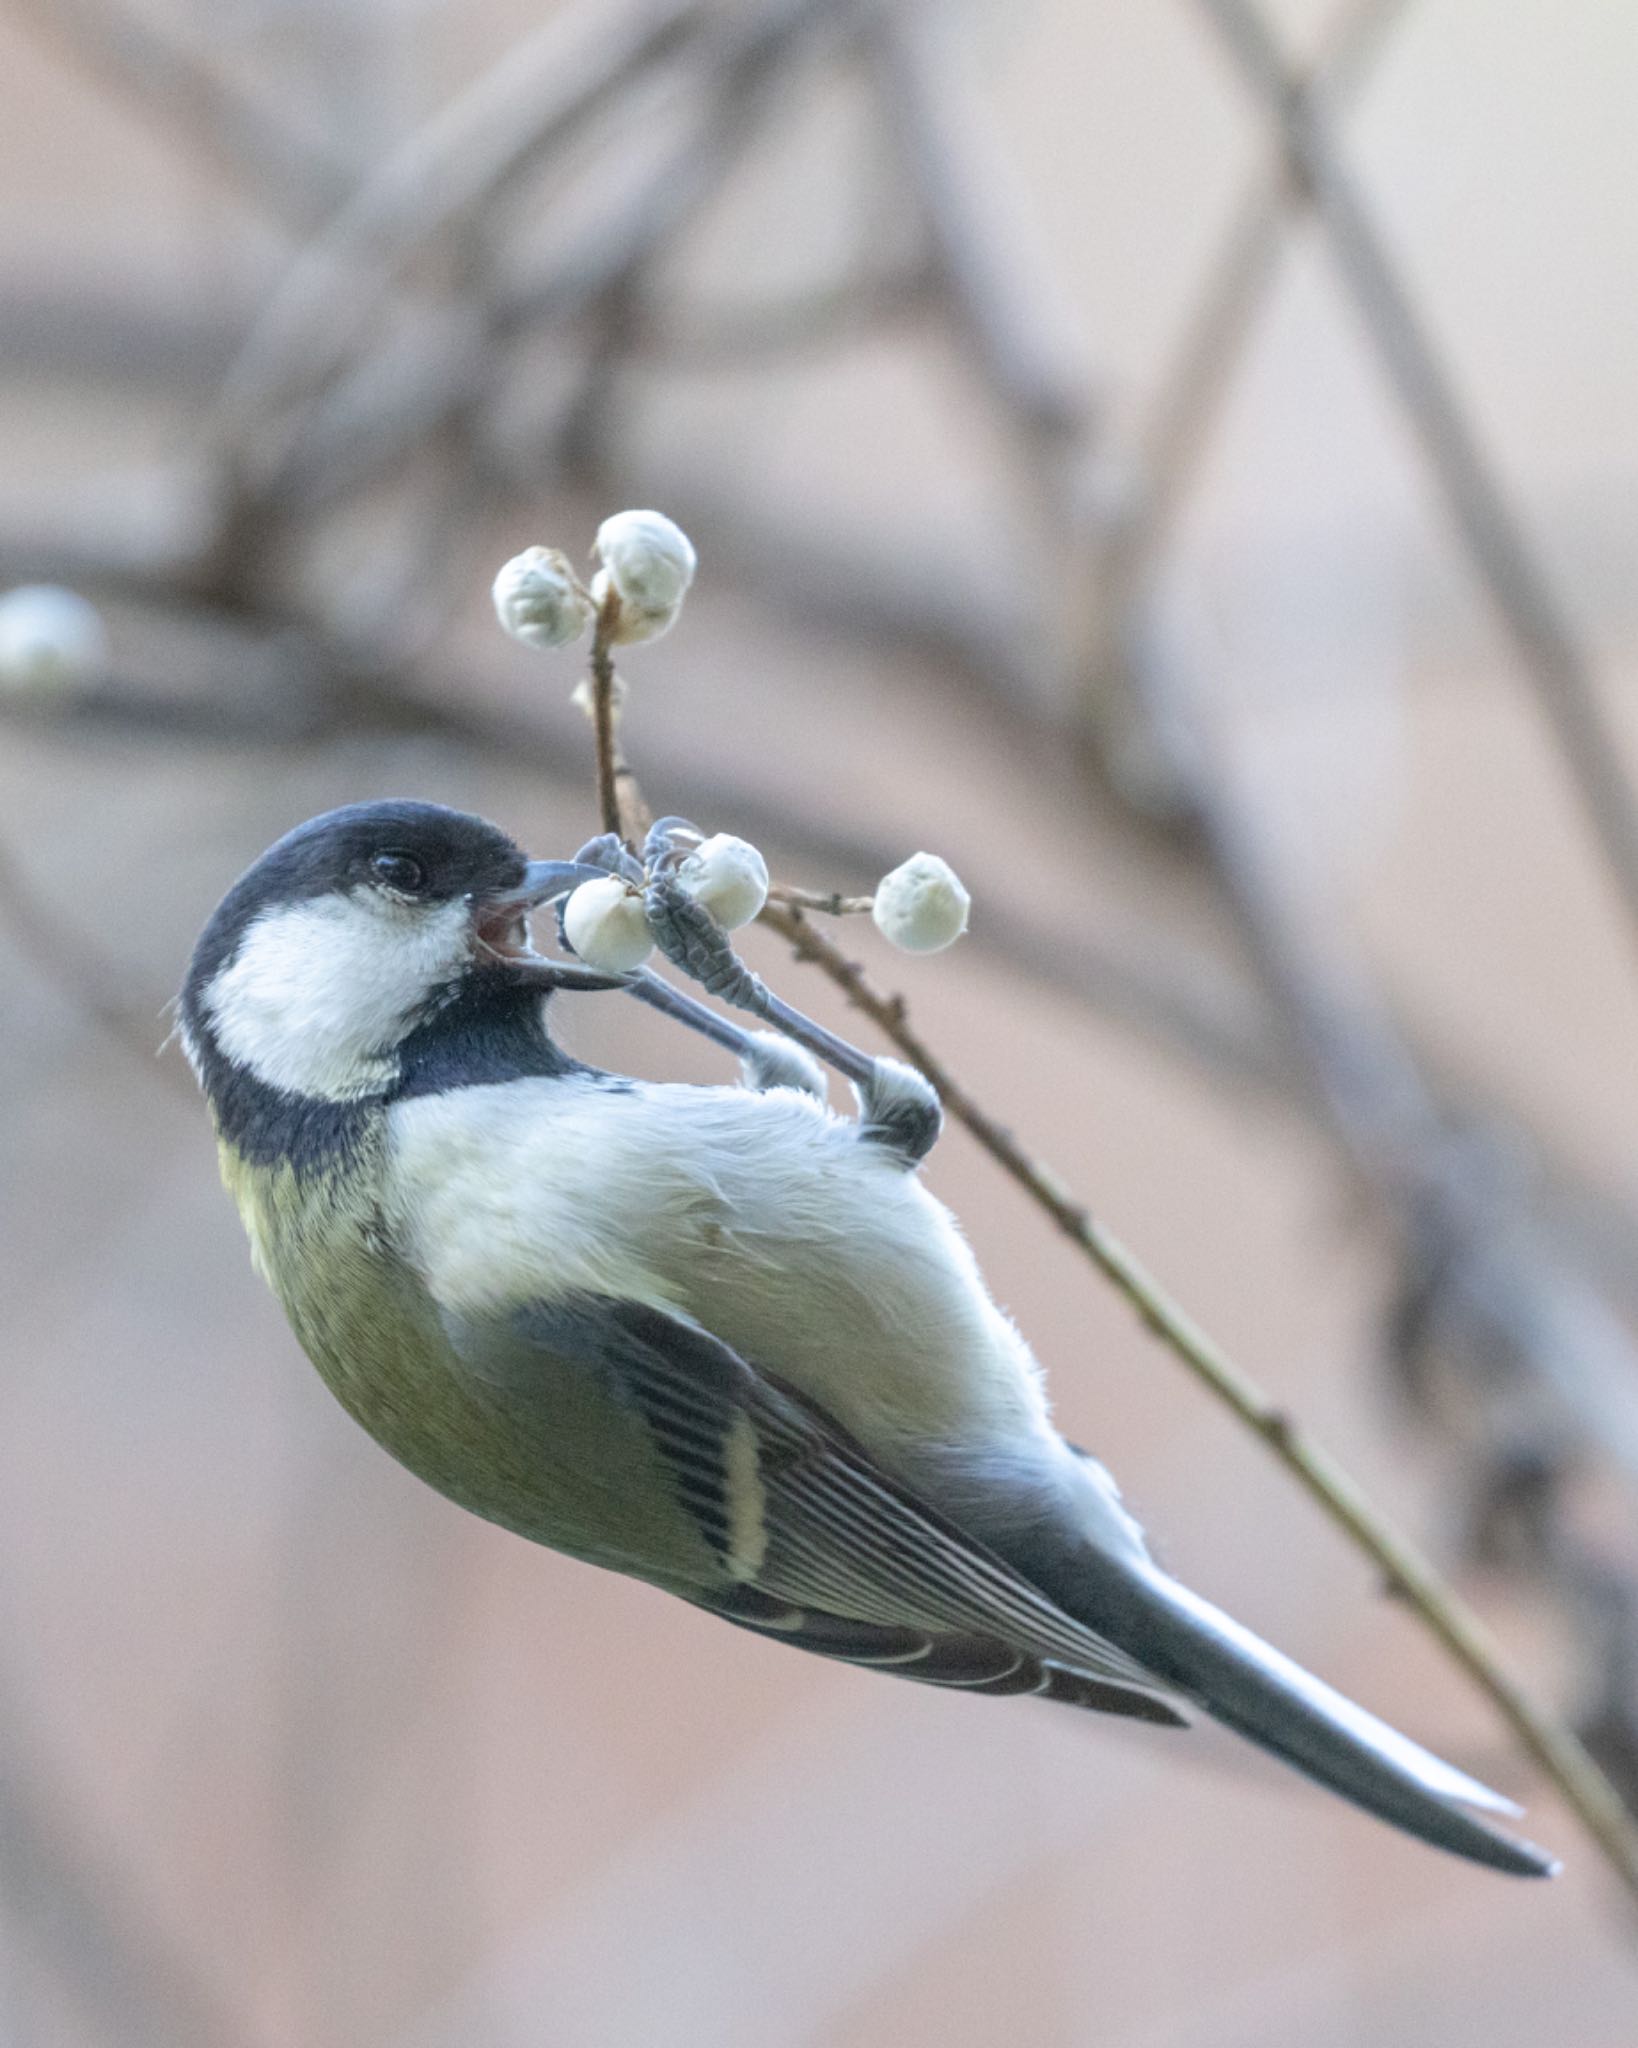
[180,797,1555,1878]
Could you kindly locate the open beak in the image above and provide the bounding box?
[474,859,611,959]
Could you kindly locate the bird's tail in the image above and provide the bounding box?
[1052,1544,1558,1877]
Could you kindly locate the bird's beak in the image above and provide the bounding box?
[518,859,612,906]
[474,860,611,959]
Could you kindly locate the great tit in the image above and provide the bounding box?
[181,799,1554,1877]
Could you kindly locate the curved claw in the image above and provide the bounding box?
[571,833,646,886]
[643,815,705,876]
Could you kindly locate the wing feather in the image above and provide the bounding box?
[449,1292,1183,1724]
[700,1582,1185,1724]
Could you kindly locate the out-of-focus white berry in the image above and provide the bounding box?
[492,546,593,650]
[677,832,769,931]
[871,853,970,954]
[588,568,682,645]
[595,510,696,611]
[593,510,696,643]
[561,876,654,972]
[0,585,108,699]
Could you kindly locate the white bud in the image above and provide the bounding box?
[492,546,593,651]
[561,876,654,972]
[594,510,696,642]
[677,833,769,931]
[0,585,108,700]
[588,569,682,646]
[871,853,971,954]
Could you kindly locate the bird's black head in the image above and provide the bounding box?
[181,801,588,1156]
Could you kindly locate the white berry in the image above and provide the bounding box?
[678,833,769,931]
[492,547,593,651]
[593,510,696,643]
[0,585,108,699]
[871,853,971,954]
[561,876,654,971]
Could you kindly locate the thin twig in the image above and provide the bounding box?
[756,899,1638,1899]
[768,883,875,916]
[1066,0,1638,1792]
[0,550,1282,1101]
[585,604,650,845]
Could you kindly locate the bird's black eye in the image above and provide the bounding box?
[370,850,430,895]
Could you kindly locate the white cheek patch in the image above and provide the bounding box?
[204,890,473,1100]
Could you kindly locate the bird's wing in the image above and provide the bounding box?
[697,1582,1182,1722]
[443,1292,1556,1874]
[442,1290,1185,1726]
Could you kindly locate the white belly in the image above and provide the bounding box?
[386,1074,1062,1469]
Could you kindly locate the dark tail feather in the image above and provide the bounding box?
[1052,1547,1558,1877]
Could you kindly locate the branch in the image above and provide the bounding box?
[755,899,1638,1900]
[206,0,709,452]
[869,5,1091,448]
[9,0,349,229]
[586,603,650,845]
[768,883,874,915]
[0,545,1281,1107]
[1196,0,1638,961]
[1083,0,1411,702]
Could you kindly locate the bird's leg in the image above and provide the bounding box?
[642,828,942,1166]
[627,971,826,1100]
[515,950,826,1100]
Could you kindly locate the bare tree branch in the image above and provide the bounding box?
[1081,0,1412,724]
[9,0,349,229]
[869,4,1092,449]
[1196,0,1638,959]
[205,0,710,455]
[755,895,1638,1898]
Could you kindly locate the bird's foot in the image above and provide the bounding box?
[639,820,923,1136]
[641,815,706,877]
[643,871,770,1012]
